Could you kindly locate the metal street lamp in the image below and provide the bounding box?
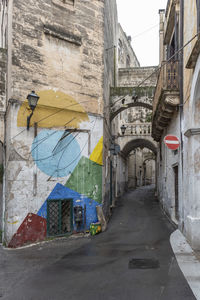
[132,90,138,101]
[120,124,126,135]
[27,91,39,130]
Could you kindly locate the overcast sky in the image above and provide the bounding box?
[116,0,168,67]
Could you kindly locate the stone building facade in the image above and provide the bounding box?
[109,29,158,196]
[0,0,119,246]
[118,24,140,69]
[153,0,200,250]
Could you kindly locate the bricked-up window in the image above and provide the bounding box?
[52,0,75,9]
[197,0,200,33]
[61,0,74,4]
[0,0,8,48]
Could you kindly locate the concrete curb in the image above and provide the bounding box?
[170,229,200,300]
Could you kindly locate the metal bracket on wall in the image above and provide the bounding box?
[65,128,91,155]
[184,128,200,138]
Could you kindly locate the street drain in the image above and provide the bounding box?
[129,258,160,269]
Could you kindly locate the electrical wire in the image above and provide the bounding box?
[109,32,200,109]
[137,32,200,88]
[14,118,77,154]
[31,118,76,147]
[48,117,97,177]
[32,132,80,162]
[11,100,92,141]
[131,23,159,40]
[11,32,199,151]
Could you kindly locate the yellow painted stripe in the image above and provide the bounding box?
[89,136,103,165]
[17,90,89,128]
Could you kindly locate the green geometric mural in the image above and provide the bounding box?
[65,156,102,203]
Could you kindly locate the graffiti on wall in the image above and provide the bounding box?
[8,90,103,247]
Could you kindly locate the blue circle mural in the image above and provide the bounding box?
[31,129,81,178]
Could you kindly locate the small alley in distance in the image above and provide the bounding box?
[1,0,200,299]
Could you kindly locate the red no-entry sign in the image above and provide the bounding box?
[164,135,180,150]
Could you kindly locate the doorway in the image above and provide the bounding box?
[47,199,73,236]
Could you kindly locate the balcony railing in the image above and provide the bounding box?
[152,60,180,141]
[122,123,152,136]
[153,60,179,114]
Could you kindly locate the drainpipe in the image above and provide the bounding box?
[179,0,184,231]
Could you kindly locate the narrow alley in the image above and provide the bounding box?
[0,186,195,300]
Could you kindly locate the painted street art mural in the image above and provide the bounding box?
[7,90,103,247]
[31,130,81,178]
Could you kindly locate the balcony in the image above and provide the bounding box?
[152,60,180,141]
[123,123,152,136]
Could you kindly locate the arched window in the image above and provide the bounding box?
[126,55,130,67]
[118,39,123,61]
[0,0,8,48]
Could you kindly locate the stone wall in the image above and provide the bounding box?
[154,0,200,250]
[0,46,6,236]
[103,0,118,217]
[0,48,7,142]
[118,66,158,87]
[11,0,104,115]
[4,0,106,245]
[0,142,3,236]
[118,24,140,68]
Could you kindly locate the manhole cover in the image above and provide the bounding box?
[129,258,160,269]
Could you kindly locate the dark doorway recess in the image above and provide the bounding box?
[47,199,73,237]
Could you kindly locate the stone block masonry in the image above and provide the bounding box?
[11,0,104,115]
[0,48,7,113]
[3,0,106,246]
[118,66,158,87]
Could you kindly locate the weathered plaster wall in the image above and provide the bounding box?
[156,111,180,224]
[11,0,104,115]
[174,1,200,249]
[0,47,7,236]
[0,142,3,235]
[0,48,7,142]
[103,0,118,217]
[183,1,197,112]
[4,0,106,246]
[5,98,103,244]
[154,0,200,250]
[182,53,200,249]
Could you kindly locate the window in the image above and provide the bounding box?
[118,39,123,62]
[167,34,175,60]
[126,55,130,67]
[47,199,73,236]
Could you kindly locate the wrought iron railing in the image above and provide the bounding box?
[153,60,179,113]
[47,199,73,237]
